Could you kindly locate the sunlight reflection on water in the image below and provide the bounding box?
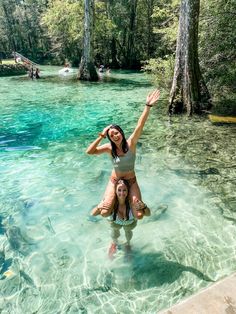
[0,67,235,313]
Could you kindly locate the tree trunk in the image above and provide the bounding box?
[146,0,154,59]
[78,0,98,81]
[126,0,138,68]
[1,1,17,52]
[169,0,211,115]
[110,37,120,68]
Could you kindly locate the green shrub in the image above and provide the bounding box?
[143,55,175,89]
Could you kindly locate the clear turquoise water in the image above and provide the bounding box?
[0,67,236,313]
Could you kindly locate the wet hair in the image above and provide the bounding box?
[106,124,128,159]
[113,179,130,221]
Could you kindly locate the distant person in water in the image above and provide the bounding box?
[86,89,160,220]
[98,65,104,73]
[92,179,150,259]
[34,68,40,79]
[16,56,21,63]
[64,63,70,72]
[28,67,34,80]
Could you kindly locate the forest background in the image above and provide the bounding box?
[0,0,235,108]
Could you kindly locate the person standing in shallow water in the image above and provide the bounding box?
[34,68,40,79]
[28,66,34,80]
[86,89,160,220]
[92,179,150,259]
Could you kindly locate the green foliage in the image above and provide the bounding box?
[0,0,49,60]
[42,0,84,64]
[93,1,116,65]
[0,0,235,106]
[102,0,141,67]
[199,0,236,102]
[42,0,83,42]
[143,55,175,89]
[152,0,179,55]
[143,0,178,88]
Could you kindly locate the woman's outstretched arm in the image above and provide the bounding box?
[129,89,160,145]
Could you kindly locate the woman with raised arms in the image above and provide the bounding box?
[86,89,160,219]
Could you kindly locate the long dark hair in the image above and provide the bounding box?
[113,179,130,221]
[106,124,128,159]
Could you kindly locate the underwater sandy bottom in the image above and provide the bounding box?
[0,69,236,313]
[1,145,235,314]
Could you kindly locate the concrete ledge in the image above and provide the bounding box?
[160,273,236,314]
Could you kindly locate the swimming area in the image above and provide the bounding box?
[0,67,236,313]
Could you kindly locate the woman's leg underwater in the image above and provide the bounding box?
[108,222,122,259]
[123,221,137,245]
[110,222,122,244]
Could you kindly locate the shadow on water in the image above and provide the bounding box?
[0,216,5,235]
[11,72,152,89]
[6,225,37,256]
[0,258,13,280]
[127,251,214,291]
[97,74,152,89]
[168,167,221,179]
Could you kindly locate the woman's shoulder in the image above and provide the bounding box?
[126,139,136,153]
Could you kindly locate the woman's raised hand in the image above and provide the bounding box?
[101,124,112,138]
[146,89,160,107]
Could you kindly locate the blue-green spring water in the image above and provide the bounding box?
[0,67,235,313]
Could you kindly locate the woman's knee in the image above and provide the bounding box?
[100,206,112,217]
[131,200,147,219]
[135,211,144,219]
[101,209,111,217]
[98,200,114,217]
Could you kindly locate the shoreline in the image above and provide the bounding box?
[0,63,28,76]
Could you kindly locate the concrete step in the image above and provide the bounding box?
[160,273,236,314]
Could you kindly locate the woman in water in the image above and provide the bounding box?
[102,179,150,259]
[86,89,160,219]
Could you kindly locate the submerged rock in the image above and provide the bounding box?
[0,216,5,235]
[6,226,35,255]
[148,204,168,222]
[0,249,5,268]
